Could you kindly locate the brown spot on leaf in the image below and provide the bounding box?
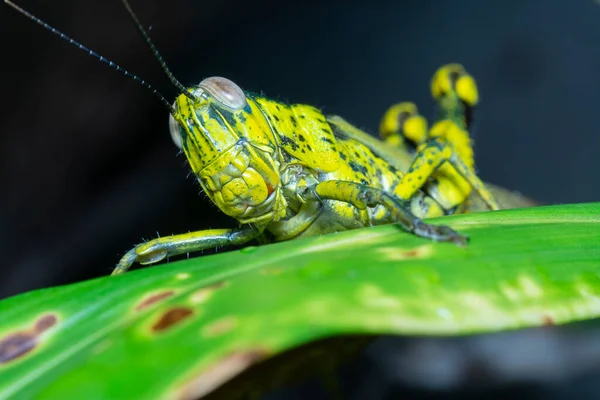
[174,350,270,400]
[190,281,228,304]
[136,290,175,312]
[542,314,554,326]
[202,317,238,338]
[0,333,37,364]
[402,249,420,257]
[152,307,194,333]
[205,281,227,291]
[34,314,57,331]
[0,314,58,365]
[377,245,432,261]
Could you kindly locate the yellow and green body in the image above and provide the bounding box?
[113,64,500,274]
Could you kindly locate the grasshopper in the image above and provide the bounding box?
[7,0,501,276]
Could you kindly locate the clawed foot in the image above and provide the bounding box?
[111,242,168,276]
[413,221,469,247]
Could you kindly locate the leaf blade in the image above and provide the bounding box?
[1,203,599,399]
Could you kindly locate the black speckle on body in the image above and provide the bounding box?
[280,135,299,151]
[349,160,368,176]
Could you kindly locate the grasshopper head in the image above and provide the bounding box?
[169,77,286,224]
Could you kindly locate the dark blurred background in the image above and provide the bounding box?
[2,0,600,398]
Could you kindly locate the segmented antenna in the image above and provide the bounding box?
[121,0,196,101]
[5,0,177,113]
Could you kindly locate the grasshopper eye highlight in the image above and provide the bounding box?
[197,77,247,110]
[169,103,183,149]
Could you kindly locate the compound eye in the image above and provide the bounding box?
[169,102,183,149]
[197,77,247,110]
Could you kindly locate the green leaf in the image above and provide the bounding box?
[1,202,599,399]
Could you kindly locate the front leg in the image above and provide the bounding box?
[112,225,262,275]
[300,180,467,246]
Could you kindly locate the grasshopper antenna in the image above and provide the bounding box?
[121,0,196,101]
[4,0,178,113]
